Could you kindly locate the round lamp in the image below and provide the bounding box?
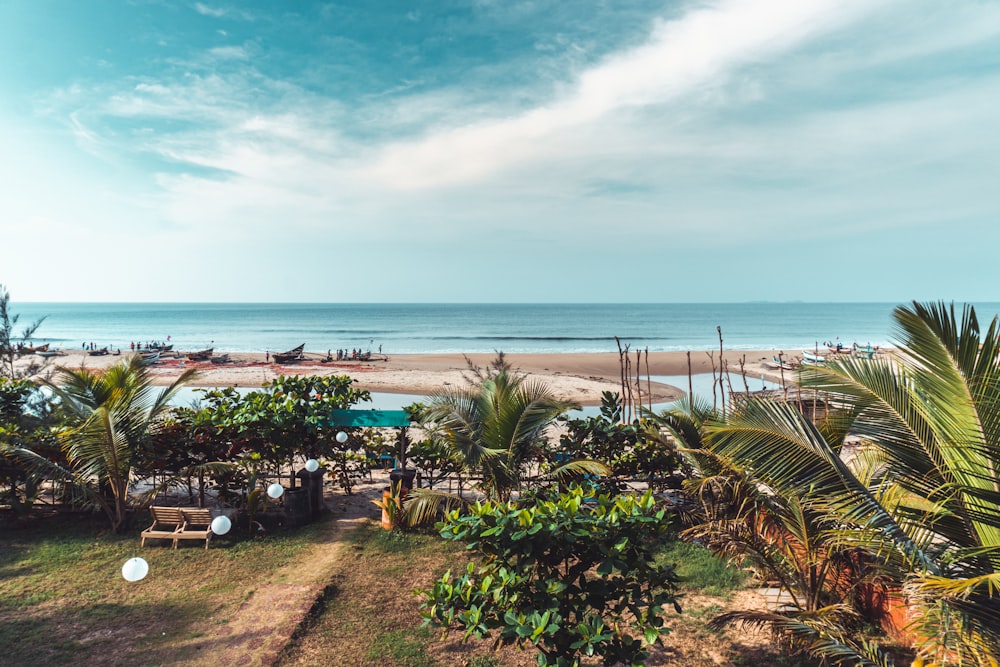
[336,431,348,444]
[267,483,284,499]
[210,515,232,535]
[305,458,319,472]
[121,557,149,582]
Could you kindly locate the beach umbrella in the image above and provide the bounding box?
[121,557,149,582]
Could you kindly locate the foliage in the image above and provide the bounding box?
[421,365,580,502]
[0,284,46,380]
[192,375,370,495]
[372,481,408,530]
[408,437,462,489]
[558,392,683,486]
[11,357,197,531]
[0,377,59,515]
[672,302,1000,666]
[419,486,680,667]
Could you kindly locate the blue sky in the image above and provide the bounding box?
[1,0,998,303]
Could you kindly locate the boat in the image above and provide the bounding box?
[186,348,213,361]
[273,343,305,364]
[802,350,826,365]
[210,354,230,364]
[138,350,160,366]
[88,347,110,356]
[36,349,62,358]
[764,356,796,371]
[151,343,173,352]
[852,345,877,360]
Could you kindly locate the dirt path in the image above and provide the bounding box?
[180,481,384,667]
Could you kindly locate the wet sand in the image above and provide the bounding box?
[24,348,803,406]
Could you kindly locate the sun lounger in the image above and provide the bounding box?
[140,506,216,549]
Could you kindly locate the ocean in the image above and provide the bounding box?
[11,301,994,356]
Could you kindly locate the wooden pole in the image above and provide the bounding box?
[687,351,694,419]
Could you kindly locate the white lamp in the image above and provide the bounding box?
[121,557,149,582]
[305,458,319,472]
[267,483,284,499]
[336,431,348,444]
[210,515,232,535]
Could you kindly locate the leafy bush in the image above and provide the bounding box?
[419,486,680,666]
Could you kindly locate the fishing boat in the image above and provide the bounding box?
[801,350,826,365]
[210,354,230,364]
[186,348,213,361]
[764,356,796,371]
[36,349,62,358]
[138,350,160,366]
[88,347,110,356]
[273,343,305,364]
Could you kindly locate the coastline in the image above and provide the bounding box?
[19,349,812,406]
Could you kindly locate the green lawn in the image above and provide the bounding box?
[0,511,330,666]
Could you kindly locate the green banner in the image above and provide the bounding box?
[328,409,411,427]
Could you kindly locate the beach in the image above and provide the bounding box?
[21,348,801,405]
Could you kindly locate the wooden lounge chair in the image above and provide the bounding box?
[140,506,215,549]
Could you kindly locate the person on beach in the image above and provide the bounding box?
[265,351,269,362]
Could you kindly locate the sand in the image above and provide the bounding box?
[20,347,812,406]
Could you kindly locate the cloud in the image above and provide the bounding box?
[192,3,254,21]
[362,0,881,190]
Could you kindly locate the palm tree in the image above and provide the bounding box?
[697,302,1000,665]
[424,367,581,501]
[17,356,197,532]
[405,364,607,526]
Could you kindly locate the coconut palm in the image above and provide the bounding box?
[405,366,607,526]
[698,302,1000,665]
[16,356,198,532]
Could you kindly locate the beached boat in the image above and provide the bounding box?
[273,344,305,364]
[852,345,877,360]
[138,350,160,366]
[210,354,230,364]
[88,347,110,356]
[186,348,213,361]
[764,356,796,371]
[36,349,62,358]
[802,350,826,365]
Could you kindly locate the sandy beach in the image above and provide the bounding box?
[20,348,805,406]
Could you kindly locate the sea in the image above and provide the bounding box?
[9,301,965,355]
[14,301,997,412]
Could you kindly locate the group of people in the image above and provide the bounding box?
[129,339,169,351]
[336,348,366,360]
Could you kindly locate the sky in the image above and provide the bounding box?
[0,0,998,303]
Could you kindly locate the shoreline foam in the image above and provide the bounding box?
[19,349,820,406]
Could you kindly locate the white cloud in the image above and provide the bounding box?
[362,0,881,190]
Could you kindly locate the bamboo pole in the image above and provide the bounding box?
[687,351,693,419]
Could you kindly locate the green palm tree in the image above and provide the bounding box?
[17,356,197,532]
[424,367,581,501]
[405,366,607,526]
[699,302,1000,666]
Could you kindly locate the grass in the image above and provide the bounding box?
[655,538,748,597]
[279,522,810,667]
[0,510,332,666]
[277,521,502,667]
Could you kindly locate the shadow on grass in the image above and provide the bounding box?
[0,600,216,666]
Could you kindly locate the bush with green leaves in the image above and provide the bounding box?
[0,377,59,515]
[558,391,681,485]
[419,486,680,666]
